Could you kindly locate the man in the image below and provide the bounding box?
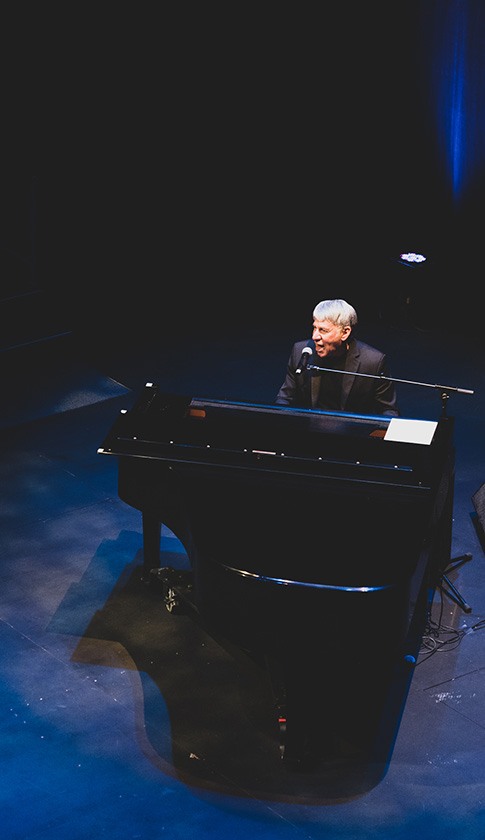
[275,298,399,416]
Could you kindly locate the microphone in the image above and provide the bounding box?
[295,346,313,374]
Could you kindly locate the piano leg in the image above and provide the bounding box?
[141,512,161,581]
[265,652,340,769]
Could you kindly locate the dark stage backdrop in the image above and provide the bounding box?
[3,3,484,344]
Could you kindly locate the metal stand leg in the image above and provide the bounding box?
[440,553,473,613]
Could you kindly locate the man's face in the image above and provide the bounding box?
[312,318,351,358]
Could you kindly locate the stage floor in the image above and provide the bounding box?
[2,319,485,838]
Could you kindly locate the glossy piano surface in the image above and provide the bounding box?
[98,385,456,766]
[99,384,454,594]
[99,385,452,492]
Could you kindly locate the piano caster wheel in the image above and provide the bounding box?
[151,567,193,614]
[164,586,183,614]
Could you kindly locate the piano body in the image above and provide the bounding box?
[98,385,455,767]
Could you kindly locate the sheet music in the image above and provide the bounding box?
[384,417,438,446]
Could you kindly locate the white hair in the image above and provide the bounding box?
[312,299,358,328]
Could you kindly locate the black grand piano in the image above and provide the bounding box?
[98,385,455,769]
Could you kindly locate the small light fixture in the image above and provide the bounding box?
[399,252,427,265]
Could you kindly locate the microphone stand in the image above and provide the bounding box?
[308,364,475,611]
[307,365,474,417]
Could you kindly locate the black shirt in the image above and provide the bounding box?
[315,352,347,411]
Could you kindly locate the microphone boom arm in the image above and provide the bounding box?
[307,365,474,415]
[307,365,473,395]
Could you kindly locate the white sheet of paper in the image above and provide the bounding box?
[384,417,438,445]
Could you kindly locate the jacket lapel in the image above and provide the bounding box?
[310,372,320,408]
[340,340,359,409]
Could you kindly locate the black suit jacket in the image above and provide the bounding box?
[275,337,399,416]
